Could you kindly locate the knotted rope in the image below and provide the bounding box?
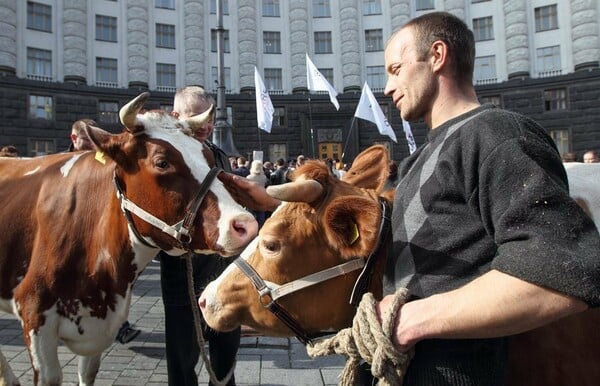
[306,288,413,386]
[185,252,235,386]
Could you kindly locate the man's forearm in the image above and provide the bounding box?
[379,269,588,351]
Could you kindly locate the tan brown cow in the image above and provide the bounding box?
[199,145,600,385]
[0,92,258,386]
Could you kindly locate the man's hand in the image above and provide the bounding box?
[219,172,281,212]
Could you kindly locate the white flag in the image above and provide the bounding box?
[306,54,340,110]
[402,118,417,154]
[254,67,274,133]
[354,82,397,143]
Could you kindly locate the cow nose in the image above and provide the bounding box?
[230,214,258,246]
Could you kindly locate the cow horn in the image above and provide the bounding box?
[119,92,150,132]
[266,178,323,204]
[185,104,215,133]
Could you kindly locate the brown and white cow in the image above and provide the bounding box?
[0,92,258,386]
[199,145,600,385]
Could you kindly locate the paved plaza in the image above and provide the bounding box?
[0,261,347,385]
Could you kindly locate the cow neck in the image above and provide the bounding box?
[234,197,392,346]
[112,167,222,251]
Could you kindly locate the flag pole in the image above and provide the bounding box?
[257,127,262,151]
[341,117,356,162]
[308,94,315,158]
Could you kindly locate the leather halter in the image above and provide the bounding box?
[113,166,222,251]
[235,198,392,345]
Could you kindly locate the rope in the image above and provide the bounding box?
[306,288,413,386]
[185,252,235,386]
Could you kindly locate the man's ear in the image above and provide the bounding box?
[431,40,448,73]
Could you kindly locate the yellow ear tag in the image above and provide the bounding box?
[349,222,360,245]
[95,151,106,165]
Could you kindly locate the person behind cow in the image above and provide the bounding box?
[269,158,288,185]
[0,145,19,157]
[375,12,600,385]
[68,118,143,344]
[583,149,599,163]
[561,151,578,163]
[246,160,268,228]
[159,86,240,386]
[232,156,250,177]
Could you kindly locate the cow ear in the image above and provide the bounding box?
[323,196,381,259]
[342,145,390,191]
[85,125,128,163]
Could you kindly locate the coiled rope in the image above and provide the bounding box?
[306,288,413,386]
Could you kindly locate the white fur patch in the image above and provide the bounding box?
[60,153,86,177]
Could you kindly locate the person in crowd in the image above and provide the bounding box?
[232,156,250,177]
[269,158,288,185]
[0,145,19,157]
[583,149,599,163]
[159,86,240,386]
[561,151,578,163]
[262,161,274,179]
[246,160,269,227]
[335,160,346,179]
[228,156,238,172]
[69,118,143,344]
[375,12,599,385]
[325,158,340,179]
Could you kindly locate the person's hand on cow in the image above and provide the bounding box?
[220,172,281,212]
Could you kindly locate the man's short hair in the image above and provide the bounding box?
[173,86,215,118]
[275,158,285,167]
[71,119,97,136]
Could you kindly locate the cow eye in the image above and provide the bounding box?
[155,159,169,169]
[261,239,280,253]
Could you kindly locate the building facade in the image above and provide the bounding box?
[1,0,600,163]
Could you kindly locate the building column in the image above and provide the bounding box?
[340,0,361,93]
[290,1,309,94]
[444,0,466,20]
[389,0,410,32]
[238,0,258,93]
[571,0,600,71]
[504,0,530,79]
[127,0,149,89]
[183,0,204,87]
[0,0,17,76]
[63,0,87,84]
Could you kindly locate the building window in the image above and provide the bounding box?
[264,68,283,91]
[96,57,118,86]
[29,95,53,120]
[319,68,334,85]
[549,129,569,155]
[29,138,56,156]
[479,95,502,107]
[27,2,52,32]
[210,0,229,14]
[473,16,493,41]
[544,88,567,111]
[314,31,332,54]
[211,29,230,53]
[367,66,386,91]
[155,0,175,9]
[211,66,232,93]
[263,0,280,17]
[363,0,381,15]
[156,63,176,91]
[365,29,383,52]
[474,55,496,84]
[269,143,287,162]
[535,4,558,32]
[26,47,52,81]
[263,31,281,54]
[273,107,286,127]
[96,15,117,42]
[313,0,331,17]
[156,23,175,49]
[416,0,435,11]
[98,101,119,124]
[536,45,561,76]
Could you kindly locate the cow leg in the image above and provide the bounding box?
[77,354,101,386]
[27,328,62,385]
[0,350,20,386]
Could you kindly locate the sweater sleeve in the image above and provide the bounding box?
[478,133,600,307]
